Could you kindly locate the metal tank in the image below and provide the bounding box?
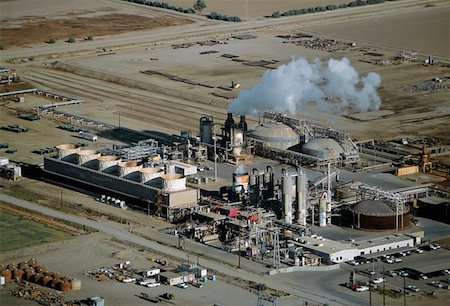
[97,155,121,171]
[224,113,235,141]
[295,170,307,226]
[162,174,187,192]
[282,169,293,224]
[249,168,260,205]
[263,165,274,199]
[118,161,142,177]
[233,169,249,196]
[249,122,299,150]
[77,150,101,166]
[231,127,244,156]
[199,116,214,144]
[319,192,327,227]
[140,167,163,183]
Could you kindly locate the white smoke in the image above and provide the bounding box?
[228,57,381,115]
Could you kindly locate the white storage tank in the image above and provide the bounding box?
[56,144,80,159]
[162,174,186,192]
[140,167,163,183]
[118,161,142,177]
[97,155,121,171]
[77,150,101,166]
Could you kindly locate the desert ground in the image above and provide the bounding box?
[1,0,449,305]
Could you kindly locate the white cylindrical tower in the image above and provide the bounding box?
[319,192,327,227]
[56,143,80,159]
[162,174,186,192]
[77,150,101,166]
[296,172,307,226]
[140,167,163,183]
[97,155,121,171]
[282,169,293,224]
[118,161,142,177]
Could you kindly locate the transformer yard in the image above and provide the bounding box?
[1,0,450,306]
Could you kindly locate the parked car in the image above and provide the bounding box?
[193,282,203,288]
[385,270,397,277]
[429,243,441,250]
[146,282,161,288]
[355,286,369,292]
[398,270,409,277]
[122,277,136,283]
[394,258,403,263]
[347,260,359,266]
[364,270,376,276]
[372,278,384,284]
[443,269,450,275]
[406,285,420,292]
[176,283,188,289]
[414,248,424,254]
[430,281,443,288]
[382,257,394,264]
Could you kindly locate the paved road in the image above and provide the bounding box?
[1,193,358,305]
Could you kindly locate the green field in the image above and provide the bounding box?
[0,212,72,252]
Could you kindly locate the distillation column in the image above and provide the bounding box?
[282,169,293,224]
[295,171,307,226]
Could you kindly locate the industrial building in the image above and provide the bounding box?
[33,109,448,270]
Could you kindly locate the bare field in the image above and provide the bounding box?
[303,5,450,58]
[0,0,193,47]
[1,14,192,47]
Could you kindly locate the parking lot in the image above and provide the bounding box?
[343,245,450,300]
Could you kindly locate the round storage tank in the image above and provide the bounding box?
[77,150,101,166]
[97,155,121,171]
[301,138,344,159]
[162,174,186,192]
[350,199,410,230]
[56,144,80,159]
[140,167,163,183]
[118,161,142,177]
[249,122,300,150]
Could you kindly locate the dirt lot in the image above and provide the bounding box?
[303,5,450,58]
[0,0,193,47]
[0,14,192,47]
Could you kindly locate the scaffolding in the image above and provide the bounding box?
[120,139,159,161]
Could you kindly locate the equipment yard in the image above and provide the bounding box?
[1,0,449,305]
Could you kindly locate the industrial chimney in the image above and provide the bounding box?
[238,115,247,132]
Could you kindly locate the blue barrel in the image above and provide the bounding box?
[211,275,216,282]
[203,276,208,283]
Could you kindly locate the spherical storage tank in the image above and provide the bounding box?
[97,155,121,171]
[301,138,344,159]
[249,122,299,150]
[162,174,186,192]
[350,199,410,230]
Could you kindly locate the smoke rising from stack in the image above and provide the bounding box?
[228,57,381,115]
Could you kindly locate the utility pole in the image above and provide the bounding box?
[403,276,406,306]
[383,266,386,306]
[369,274,372,306]
[238,222,241,269]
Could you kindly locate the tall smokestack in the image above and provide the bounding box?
[224,113,234,140]
[238,115,247,132]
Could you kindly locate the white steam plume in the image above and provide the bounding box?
[228,57,381,115]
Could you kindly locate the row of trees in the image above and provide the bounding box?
[125,0,196,14]
[124,0,242,22]
[271,0,386,18]
[207,12,242,22]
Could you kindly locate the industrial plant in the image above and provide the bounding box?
[1,0,450,305]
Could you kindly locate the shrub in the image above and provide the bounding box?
[67,37,76,43]
[48,38,56,44]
